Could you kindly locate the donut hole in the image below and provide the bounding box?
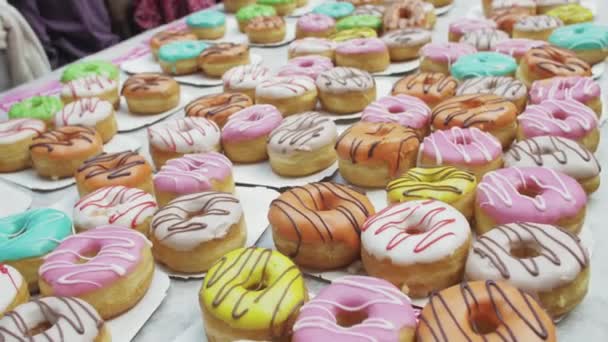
[510,243,541,259]
[517,183,542,199]
[245,280,268,292]
[454,135,472,145]
[76,245,102,264]
[469,303,500,335]
[398,7,412,19]
[552,111,568,121]
[388,105,405,113]
[300,60,314,68]
[574,27,585,34]
[27,321,54,337]
[84,64,98,72]
[336,310,368,328]
[406,225,425,235]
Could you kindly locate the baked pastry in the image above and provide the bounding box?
[224,0,256,12]
[546,4,593,25]
[186,9,226,40]
[221,104,283,163]
[517,45,592,87]
[149,29,198,57]
[288,37,337,60]
[456,76,528,113]
[185,92,253,128]
[361,199,471,297]
[8,95,62,127]
[158,40,209,75]
[235,4,276,31]
[353,4,386,17]
[267,112,338,176]
[512,15,564,41]
[0,118,46,172]
[492,38,548,63]
[75,151,154,196]
[121,73,180,114]
[316,67,376,114]
[296,13,336,38]
[490,0,536,15]
[312,2,355,19]
[246,16,286,44]
[39,226,154,319]
[147,117,221,169]
[30,126,103,180]
[489,7,531,36]
[383,0,435,31]
[451,52,518,81]
[336,14,382,33]
[529,76,602,116]
[197,43,250,77]
[61,60,119,83]
[381,28,432,61]
[335,38,390,72]
[268,182,375,268]
[151,191,246,273]
[53,97,117,143]
[257,0,296,16]
[448,18,496,42]
[537,0,580,13]
[459,28,509,51]
[330,27,378,42]
[475,167,587,235]
[361,94,431,138]
[0,264,29,316]
[223,64,272,100]
[336,122,419,187]
[255,76,318,116]
[61,75,120,109]
[391,72,458,109]
[419,42,477,75]
[277,55,334,81]
[549,23,608,65]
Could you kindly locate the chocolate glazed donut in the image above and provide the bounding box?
[185,93,252,128]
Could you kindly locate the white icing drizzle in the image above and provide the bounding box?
[61,75,117,98]
[316,67,375,93]
[459,28,509,51]
[456,76,527,102]
[491,0,536,10]
[381,28,432,48]
[518,99,597,135]
[54,97,114,128]
[0,118,45,145]
[421,127,502,165]
[0,265,23,313]
[222,63,272,91]
[514,15,563,31]
[255,76,317,99]
[267,112,337,155]
[289,38,336,56]
[147,117,220,153]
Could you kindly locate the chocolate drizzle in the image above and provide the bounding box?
[268,112,331,152]
[77,151,146,180]
[387,167,475,197]
[29,126,96,152]
[185,93,251,119]
[198,43,248,60]
[121,73,175,94]
[431,94,513,128]
[525,46,591,77]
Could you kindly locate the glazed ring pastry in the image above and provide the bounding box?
[288,37,337,60]
[466,222,589,318]
[517,45,592,87]
[316,67,376,114]
[296,13,336,39]
[506,136,600,194]
[197,43,250,77]
[492,38,548,63]
[391,72,458,109]
[73,185,158,235]
[61,75,120,109]
[257,0,296,16]
[39,226,154,319]
[546,4,593,25]
[361,94,431,138]
[459,28,509,51]
[512,15,564,41]
[223,64,272,100]
[451,52,518,81]
[329,27,377,42]
[335,37,390,73]
[489,7,531,36]
[383,0,435,31]
[153,152,234,207]
[475,166,587,235]
[29,126,103,180]
[336,122,420,188]
[268,182,375,269]
[353,4,386,17]
[537,0,581,14]
[158,40,209,75]
[456,76,528,113]
[529,76,602,116]
[236,4,277,31]
[293,276,417,342]
[361,199,472,298]
[0,264,29,316]
[549,23,608,65]
[150,191,246,273]
[417,280,556,341]
[147,117,221,169]
[418,127,503,180]
[54,97,117,143]
[0,118,46,172]
[277,55,334,81]
[149,29,198,57]
[344,0,384,7]
[419,42,477,75]
[381,28,432,62]
[267,112,337,176]
[386,166,477,220]
[121,73,181,114]
[0,208,72,291]
[0,297,110,341]
[336,14,382,33]
[186,9,226,40]
[255,76,318,116]
[448,18,496,42]
[517,99,599,152]
[246,16,286,44]
[61,60,119,83]
[200,247,308,341]
[185,92,253,128]
[8,96,62,127]
[75,151,154,197]
[431,94,518,148]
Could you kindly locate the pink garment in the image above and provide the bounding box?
[134,0,216,29]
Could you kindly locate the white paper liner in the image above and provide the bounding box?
[318,78,394,121]
[467,0,597,18]
[0,181,32,216]
[373,58,420,77]
[233,161,338,188]
[592,61,605,80]
[116,92,196,132]
[0,134,141,191]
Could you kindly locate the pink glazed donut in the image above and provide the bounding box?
[449,19,497,41]
[277,55,334,80]
[292,275,417,341]
[335,38,390,72]
[361,94,431,137]
[517,99,599,152]
[38,225,154,319]
[493,38,547,62]
[529,76,602,116]
[420,42,477,74]
[296,13,336,38]
[476,167,587,235]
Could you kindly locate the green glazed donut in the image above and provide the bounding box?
[236,4,276,22]
[61,60,119,83]
[258,0,294,4]
[8,96,63,123]
[451,52,517,80]
[336,15,382,32]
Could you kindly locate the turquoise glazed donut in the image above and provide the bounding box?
[61,60,119,82]
[451,52,517,80]
[158,40,209,62]
[187,9,226,28]
[549,23,608,64]
[313,2,355,19]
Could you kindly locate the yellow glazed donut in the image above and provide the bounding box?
[199,247,308,341]
[386,166,477,220]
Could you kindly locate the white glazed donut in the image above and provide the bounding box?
[459,28,509,51]
[61,75,118,100]
[267,111,337,155]
[0,264,27,315]
[54,98,114,128]
[255,76,317,99]
[147,117,220,154]
[0,119,46,145]
[316,67,375,94]
[222,64,272,95]
[288,38,336,57]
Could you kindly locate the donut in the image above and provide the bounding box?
[197,43,250,77]
[255,76,318,116]
[383,0,435,31]
[336,122,420,187]
[419,42,477,75]
[277,55,334,81]
[387,166,477,219]
[8,96,62,127]
[153,152,234,207]
[223,63,272,100]
[492,38,548,63]
[267,112,337,176]
[29,126,103,180]
[149,29,198,57]
[235,4,276,31]
[0,208,72,291]
[424,0,453,8]
[353,4,386,17]
[490,0,536,15]
[330,27,378,42]
[475,166,587,235]
[0,264,29,316]
[186,9,226,40]
[61,60,119,83]
[0,118,46,172]
[246,16,286,44]
[517,45,592,87]
[221,104,283,163]
[419,127,504,179]
[75,151,154,197]
[147,117,221,168]
[199,247,308,341]
[53,97,117,143]
[257,0,296,16]
[391,72,458,109]
[336,15,382,33]
[185,92,253,128]
[451,52,518,80]
[61,75,120,109]
[537,0,580,13]
[312,2,355,19]
[361,94,432,138]
[293,276,417,341]
[529,76,602,116]
[381,28,432,61]
[459,28,509,51]
[158,40,209,75]
[0,297,109,341]
[512,15,563,41]
[448,19,497,42]
[296,13,336,38]
[431,94,518,148]
[268,182,375,269]
[73,185,158,234]
[546,4,593,25]
[456,76,528,112]
[549,23,608,65]
[344,0,383,6]
[516,99,599,152]
[489,7,531,36]
[417,280,557,341]
[121,73,180,114]
[466,222,589,318]
[39,226,154,319]
[288,37,337,60]
[335,37,389,72]
[150,191,246,273]
[316,67,376,114]
[361,199,472,298]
